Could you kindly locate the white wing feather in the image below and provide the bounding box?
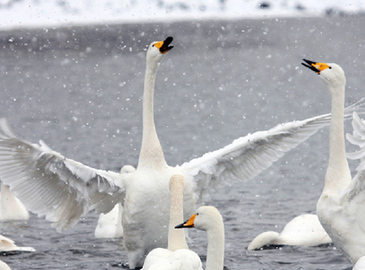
[346,112,365,203]
[0,118,124,231]
[183,101,365,196]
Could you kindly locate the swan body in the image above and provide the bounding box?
[302,59,365,264]
[0,234,35,253]
[94,203,123,239]
[142,174,202,270]
[0,260,11,270]
[0,38,360,268]
[94,165,135,239]
[176,206,225,270]
[354,256,365,270]
[247,214,332,250]
[0,183,29,221]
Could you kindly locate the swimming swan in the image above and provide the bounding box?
[142,174,202,270]
[247,214,332,250]
[353,256,365,270]
[302,59,365,264]
[0,260,11,270]
[176,206,225,270]
[0,234,35,253]
[94,165,135,239]
[0,183,29,221]
[0,38,360,268]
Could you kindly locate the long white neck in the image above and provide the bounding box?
[247,231,280,250]
[206,220,225,270]
[324,83,351,193]
[138,59,167,169]
[168,178,188,251]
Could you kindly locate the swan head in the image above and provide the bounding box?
[120,165,136,174]
[175,206,223,231]
[302,59,346,89]
[146,36,174,64]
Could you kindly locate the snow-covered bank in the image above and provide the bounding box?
[0,0,364,30]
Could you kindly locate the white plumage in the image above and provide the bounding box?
[302,59,365,264]
[0,38,361,268]
[175,206,225,270]
[142,174,202,270]
[0,260,11,270]
[0,183,29,221]
[247,214,332,250]
[0,234,35,253]
[94,165,135,239]
[353,256,365,270]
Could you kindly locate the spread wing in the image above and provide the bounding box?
[345,112,365,232]
[346,112,365,202]
[182,100,365,198]
[0,119,125,231]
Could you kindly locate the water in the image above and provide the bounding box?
[1,15,365,269]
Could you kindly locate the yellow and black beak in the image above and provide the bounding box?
[302,59,330,74]
[175,213,196,229]
[154,37,174,54]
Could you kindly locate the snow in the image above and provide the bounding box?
[0,0,364,30]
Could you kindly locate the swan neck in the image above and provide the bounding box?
[167,182,188,251]
[206,222,225,270]
[138,60,167,169]
[247,231,280,250]
[324,84,351,192]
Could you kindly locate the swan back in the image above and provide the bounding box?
[353,256,365,270]
[0,260,11,270]
[0,234,35,252]
[0,183,29,221]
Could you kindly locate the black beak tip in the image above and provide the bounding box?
[175,224,183,229]
[165,36,173,44]
[301,59,320,73]
[160,36,174,53]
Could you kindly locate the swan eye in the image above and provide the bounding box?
[329,66,332,69]
[152,44,155,47]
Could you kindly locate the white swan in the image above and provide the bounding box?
[142,174,202,270]
[0,234,35,253]
[0,37,360,268]
[175,206,225,270]
[94,165,135,239]
[302,59,365,264]
[0,260,11,270]
[354,256,365,270]
[247,214,332,250]
[0,183,29,221]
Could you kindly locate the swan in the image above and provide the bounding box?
[175,206,224,270]
[0,182,29,221]
[0,234,35,253]
[247,214,332,250]
[0,37,361,268]
[0,260,11,270]
[141,174,202,270]
[302,59,365,264]
[354,256,365,270]
[94,165,135,239]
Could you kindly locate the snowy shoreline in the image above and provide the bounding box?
[0,0,364,31]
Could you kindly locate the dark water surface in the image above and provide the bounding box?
[0,15,365,269]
